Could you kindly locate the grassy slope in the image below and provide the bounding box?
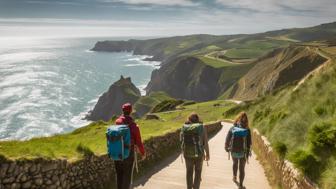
[0,100,235,161]
[134,91,174,116]
[223,48,336,188]
[197,56,234,68]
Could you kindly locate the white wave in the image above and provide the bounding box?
[85,49,94,53]
[124,61,160,68]
[0,86,28,100]
[138,84,148,96]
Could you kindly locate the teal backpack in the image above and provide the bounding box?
[106,125,131,160]
[181,123,204,158]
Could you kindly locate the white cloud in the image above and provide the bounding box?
[215,0,336,15]
[102,0,197,6]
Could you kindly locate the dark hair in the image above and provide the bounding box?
[234,112,249,128]
[186,112,202,124]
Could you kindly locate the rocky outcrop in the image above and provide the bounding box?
[86,76,141,121]
[0,122,222,189]
[91,40,135,52]
[227,46,328,101]
[252,129,318,189]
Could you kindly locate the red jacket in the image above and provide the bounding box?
[115,115,145,156]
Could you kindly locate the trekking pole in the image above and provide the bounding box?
[134,150,139,173]
[206,160,209,167]
[228,152,230,160]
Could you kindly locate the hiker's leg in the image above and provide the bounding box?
[193,157,203,189]
[114,161,124,189]
[239,158,246,186]
[185,157,194,189]
[232,157,238,178]
[121,151,135,189]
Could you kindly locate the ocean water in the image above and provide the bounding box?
[0,37,160,140]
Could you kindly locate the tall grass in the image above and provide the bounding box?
[223,57,336,188]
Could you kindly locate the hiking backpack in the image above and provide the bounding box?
[106,125,131,160]
[181,123,204,158]
[229,125,248,153]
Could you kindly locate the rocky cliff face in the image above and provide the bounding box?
[146,57,224,101]
[227,46,328,100]
[86,76,141,121]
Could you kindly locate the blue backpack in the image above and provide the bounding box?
[230,125,248,152]
[232,126,248,137]
[106,125,131,160]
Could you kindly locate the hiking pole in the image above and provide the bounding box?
[134,150,139,173]
[228,152,230,160]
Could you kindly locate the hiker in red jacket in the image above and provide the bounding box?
[114,103,146,189]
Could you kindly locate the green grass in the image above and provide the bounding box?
[0,100,235,161]
[134,91,173,116]
[198,56,234,68]
[223,39,290,59]
[225,48,267,59]
[223,55,336,188]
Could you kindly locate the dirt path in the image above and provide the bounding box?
[134,122,271,189]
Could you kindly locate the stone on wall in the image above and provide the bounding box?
[252,129,319,189]
[0,122,222,189]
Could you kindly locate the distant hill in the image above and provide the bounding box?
[92,21,336,102]
[223,45,328,100]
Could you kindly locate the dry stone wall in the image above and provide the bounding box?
[0,122,222,189]
[252,129,319,189]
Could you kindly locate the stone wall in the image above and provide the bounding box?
[0,122,222,189]
[252,129,319,189]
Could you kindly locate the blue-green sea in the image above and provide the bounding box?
[0,37,159,140]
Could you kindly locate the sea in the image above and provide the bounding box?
[0,37,160,140]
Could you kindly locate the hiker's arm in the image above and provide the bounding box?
[134,124,145,156]
[225,128,232,151]
[203,126,210,160]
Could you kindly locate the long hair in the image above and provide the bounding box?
[186,112,202,124]
[234,112,249,128]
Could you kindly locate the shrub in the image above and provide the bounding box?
[181,101,196,106]
[273,142,288,159]
[290,150,321,180]
[76,143,94,157]
[151,100,184,113]
[309,121,336,154]
[253,110,263,122]
[314,106,327,116]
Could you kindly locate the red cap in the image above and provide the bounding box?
[122,103,132,113]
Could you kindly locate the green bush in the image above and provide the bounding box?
[290,150,321,180]
[273,142,288,159]
[314,106,327,116]
[151,100,184,113]
[309,121,336,154]
[76,143,94,157]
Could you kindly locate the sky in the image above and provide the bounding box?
[0,0,335,38]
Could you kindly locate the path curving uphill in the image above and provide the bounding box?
[134,122,271,189]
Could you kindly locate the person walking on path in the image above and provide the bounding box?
[225,112,252,189]
[114,103,146,189]
[180,113,210,189]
